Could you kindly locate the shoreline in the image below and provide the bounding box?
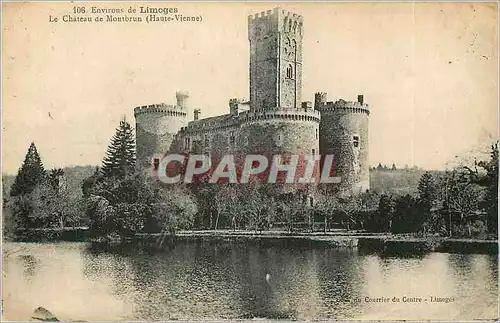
[7,228,498,255]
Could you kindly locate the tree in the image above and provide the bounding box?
[86,171,198,240]
[87,173,152,238]
[152,185,197,240]
[315,194,338,233]
[336,196,363,230]
[358,190,380,230]
[441,170,484,237]
[418,172,437,205]
[214,183,238,231]
[30,183,62,228]
[101,118,136,180]
[417,172,438,232]
[477,143,498,234]
[280,196,306,233]
[10,142,46,197]
[391,195,421,233]
[237,181,276,233]
[86,195,115,237]
[370,194,395,232]
[5,194,34,231]
[47,168,65,192]
[82,167,103,197]
[391,163,397,171]
[438,142,498,236]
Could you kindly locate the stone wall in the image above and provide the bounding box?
[319,102,370,194]
[134,106,187,169]
[239,115,320,189]
[248,8,304,110]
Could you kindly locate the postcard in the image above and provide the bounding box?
[2,2,498,322]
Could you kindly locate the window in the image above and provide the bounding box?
[153,158,160,171]
[286,64,294,79]
[204,135,209,147]
[229,131,235,146]
[353,135,360,148]
[315,128,318,139]
[275,131,284,147]
[312,149,315,155]
[244,135,249,146]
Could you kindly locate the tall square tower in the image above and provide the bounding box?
[248,8,304,111]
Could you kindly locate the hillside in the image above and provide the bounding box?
[369,169,443,196]
[2,165,96,199]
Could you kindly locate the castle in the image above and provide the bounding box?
[134,7,370,194]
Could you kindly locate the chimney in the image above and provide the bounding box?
[229,98,239,115]
[301,101,313,111]
[194,109,201,121]
[357,94,364,105]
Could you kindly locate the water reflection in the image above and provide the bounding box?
[2,242,498,321]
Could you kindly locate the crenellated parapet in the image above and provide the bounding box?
[248,7,303,37]
[319,100,370,115]
[239,107,321,124]
[314,92,370,116]
[134,103,187,117]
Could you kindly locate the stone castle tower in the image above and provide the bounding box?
[134,7,370,195]
[249,8,303,110]
[134,92,188,169]
[242,8,320,188]
[316,93,370,193]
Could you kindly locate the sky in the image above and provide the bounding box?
[2,2,498,174]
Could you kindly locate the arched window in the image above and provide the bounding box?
[286,64,294,79]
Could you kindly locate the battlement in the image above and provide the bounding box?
[248,7,303,33]
[175,91,189,98]
[313,92,369,115]
[248,8,304,21]
[229,98,248,104]
[239,107,320,123]
[134,103,187,117]
[248,8,275,22]
[319,99,370,115]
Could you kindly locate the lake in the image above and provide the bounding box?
[2,241,498,321]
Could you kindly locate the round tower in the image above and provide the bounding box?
[239,108,320,190]
[319,94,370,195]
[134,92,189,170]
